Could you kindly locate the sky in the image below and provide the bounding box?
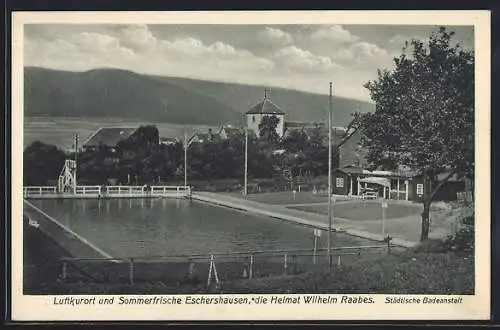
[24,24,474,101]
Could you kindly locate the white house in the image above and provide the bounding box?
[245,91,286,138]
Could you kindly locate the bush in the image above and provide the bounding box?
[413,211,474,254]
[444,215,474,253]
[413,239,450,253]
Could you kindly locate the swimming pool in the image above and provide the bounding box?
[24,198,372,258]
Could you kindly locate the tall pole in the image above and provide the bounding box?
[328,82,333,271]
[74,134,78,190]
[184,127,188,188]
[244,127,248,196]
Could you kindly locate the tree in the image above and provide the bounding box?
[258,115,280,145]
[282,129,308,154]
[361,27,474,241]
[117,125,160,153]
[24,141,67,185]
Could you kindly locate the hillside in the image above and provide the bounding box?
[152,75,375,125]
[24,67,243,126]
[24,67,375,127]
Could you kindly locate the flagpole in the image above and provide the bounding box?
[244,126,248,197]
[74,133,78,190]
[328,82,333,272]
[184,126,188,188]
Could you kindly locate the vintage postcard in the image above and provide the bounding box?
[11,10,490,321]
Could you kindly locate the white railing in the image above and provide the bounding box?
[75,185,101,195]
[24,186,58,196]
[23,185,191,198]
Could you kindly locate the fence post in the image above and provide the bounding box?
[386,234,392,254]
[129,258,134,285]
[249,253,254,279]
[62,261,67,282]
[283,253,288,276]
[337,255,342,267]
[188,259,195,279]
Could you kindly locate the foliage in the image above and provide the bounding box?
[24,113,361,185]
[23,141,67,185]
[444,214,474,253]
[258,115,281,145]
[117,125,160,152]
[361,27,474,240]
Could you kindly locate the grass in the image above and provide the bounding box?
[220,249,474,294]
[227,191,349,205]
[289,201,422,221]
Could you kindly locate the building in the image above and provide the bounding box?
[246,90,286,138]
[331,165,469,202]
[189,132,213,144]
[82,127,138,152]
[160,137,180,146]
[218,125,242,140]
[331,165,418,201]
[83,126,182,151]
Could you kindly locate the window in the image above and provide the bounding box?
[336,177,344,188]
[416,183,424,195]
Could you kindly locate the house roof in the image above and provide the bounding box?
[83,127,137,147]
[190,133,213,143]
[337,165,418,178]
[245,97,285,115]
[219,126,242,135]
[160,137,179,144]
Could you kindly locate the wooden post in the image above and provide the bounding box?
[129,258,134,285]
[244,127,248,197]
[184,127,188,188]
[188,259,195,279]
[397,178,400,200]
[283,253,288,275]
[405,180,409,201]
[62,261,67,282]
[207,255,219,287]
[382,199,387,234]
[327,82,333,272]
[249,253,254,279]
[349,175,353,197]
[207,256,213,286]
[313,235,318,265]
[386,234,392,254]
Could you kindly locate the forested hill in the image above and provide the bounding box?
[24,67,374,126]
[24,67,242,126]
[156,75,375,125]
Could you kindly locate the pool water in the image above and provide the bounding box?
[26,198,372,258]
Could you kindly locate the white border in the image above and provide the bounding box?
[11,10,491,321]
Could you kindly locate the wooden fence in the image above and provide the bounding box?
[56,244,395,288]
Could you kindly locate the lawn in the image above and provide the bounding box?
[221,249,474,294]
[289,201,422,221]
[227,191,350,205]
